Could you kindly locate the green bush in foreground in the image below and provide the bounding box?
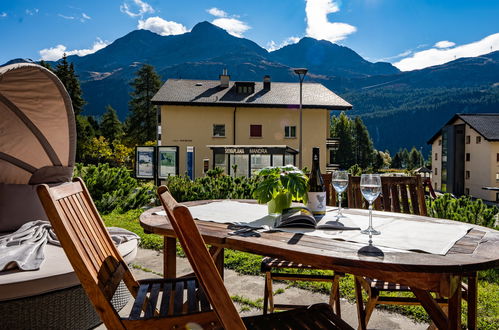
[165,170,256,202]
[74,163,152,214]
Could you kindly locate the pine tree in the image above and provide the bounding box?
[75,115,96,163]
[408,147,424,169]
[54,54,85,115]
[331,112,354,169]
[126,64,161,145]
[39,60,52,71]
[352,117,374,169]
[401,148,410,168]
[391,151,402,168]
[53,54,89,162]
[372,150,384,171]
[101,105,123,143]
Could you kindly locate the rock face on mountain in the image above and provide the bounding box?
[6,21,497,153]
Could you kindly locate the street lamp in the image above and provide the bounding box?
[294,68,308,169]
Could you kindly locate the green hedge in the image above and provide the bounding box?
[164,170,256,202]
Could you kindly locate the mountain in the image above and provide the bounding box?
[341,51,499,153]
[270,37,399,78]
[58,22,399,119]
[6,21,497,154]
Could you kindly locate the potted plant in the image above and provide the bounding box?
[253,165,309,215]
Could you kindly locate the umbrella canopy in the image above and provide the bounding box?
[0,63,76,185]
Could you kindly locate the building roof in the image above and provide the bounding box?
[152,79,352,110]
[427,113,499,144]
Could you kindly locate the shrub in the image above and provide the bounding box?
[165,173,256,202]
[74,163,153,214]
[427,194,499,229]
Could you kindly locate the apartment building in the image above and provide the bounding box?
[428,114,499,202]
[151,73,351,178]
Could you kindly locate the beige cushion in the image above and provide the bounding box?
[0,239,138,301]
[0,183,48,232]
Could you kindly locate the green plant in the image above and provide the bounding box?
[347,164,362,176]
[74,163,153,214]
[427,194,499,229]
[165,173,256,202]
[252,166,309,204]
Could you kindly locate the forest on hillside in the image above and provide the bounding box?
[342,85,499,153]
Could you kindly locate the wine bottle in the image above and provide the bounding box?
[307,147,326,215]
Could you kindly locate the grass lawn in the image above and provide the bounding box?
[103,209,499,329]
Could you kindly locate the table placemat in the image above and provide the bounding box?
[158,201,471,255]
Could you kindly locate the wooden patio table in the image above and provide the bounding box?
[140,200,499,330]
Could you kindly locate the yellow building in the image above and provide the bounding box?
[428,114,499,202]
[152,73,352,178]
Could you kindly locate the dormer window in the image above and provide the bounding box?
[235,82,255,94]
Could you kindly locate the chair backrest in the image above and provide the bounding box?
[37,178,138,330]
[346,176,427,216]
[322,173,337,206]
[157,186,246,330]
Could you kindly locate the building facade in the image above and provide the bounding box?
[152,73,351,178]
[428,114,499,202]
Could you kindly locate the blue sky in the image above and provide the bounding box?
[1,0,498,71]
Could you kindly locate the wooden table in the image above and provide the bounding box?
[140,200,499,330]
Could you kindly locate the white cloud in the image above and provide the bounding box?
[81,13,91,21]
[59,12,91,22]
[305,0,356,42]
[212,18,250,38]
[394,33,499,71]
[120,0,154,18]
[137,16,187,36]
[0,12,7,18]
[206,8,250,38]
[434,40,456,49]
[58,14,75,20]
[25,8,39,16]
[266,36,300,52]
[207,8,227,18]
[377,49,413,62]
[39,38,109,61]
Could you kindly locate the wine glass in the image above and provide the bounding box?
[360,174,382,235]
[331,170,349,218]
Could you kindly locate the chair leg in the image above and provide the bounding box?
[354,276,367,330]
[467,273,477,330]
[263,271,274,314]
[329,273,341,317]
[364,288,379,325]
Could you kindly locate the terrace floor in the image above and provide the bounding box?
[95,248,428,329]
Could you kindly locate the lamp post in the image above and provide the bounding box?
[294,68,308,169]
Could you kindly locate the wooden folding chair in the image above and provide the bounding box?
[261,173,343,316]
[347,176,427,215]
[347,176,469,329]
[157,185,353,330]
[37,178,219,330]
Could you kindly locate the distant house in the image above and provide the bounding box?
[427,113,499,202]
[151,72,352,178]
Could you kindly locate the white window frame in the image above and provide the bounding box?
[284,125,296,138]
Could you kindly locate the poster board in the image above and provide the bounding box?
[135,146,155,179]
[158,146,179,179]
